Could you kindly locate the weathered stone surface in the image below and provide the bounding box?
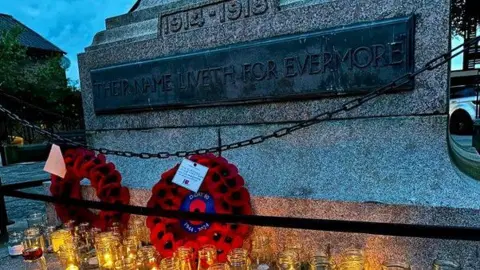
[80,0,449,131]
[86,115,480,209]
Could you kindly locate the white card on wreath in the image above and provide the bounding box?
[172,159,209,193]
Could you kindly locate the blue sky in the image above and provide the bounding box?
[1,0,136,86]
[0,1,467,86]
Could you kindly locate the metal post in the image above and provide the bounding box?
[0,177,8,242]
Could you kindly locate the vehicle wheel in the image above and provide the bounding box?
[450,110,473,135]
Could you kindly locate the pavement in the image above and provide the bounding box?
[0,161,48,220]
[0,161,63,269]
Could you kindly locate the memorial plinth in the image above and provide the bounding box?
[70,0,480,267]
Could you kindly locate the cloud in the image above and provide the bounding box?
[3,0,136,85]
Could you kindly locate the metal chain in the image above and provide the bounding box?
[1,36,479,159]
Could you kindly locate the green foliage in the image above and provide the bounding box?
[0,27,27,91]
[451,0,480,38]
[0,27,83,125]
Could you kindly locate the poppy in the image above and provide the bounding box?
[224,175,245,189]
[152,182,170,199]
[201,169,226,191]
[97,183,122,201]
[102,186,130,205]
[232,203,252,215]
[170,185,190,198]
[63,148,79,159]
[97,170,122,190]
[89,163,115,188]
[195,158,215,168]
[204,223,229,243]
[153,233,177,258]
[217,163,238,179]
[214,198,233,215]
[159,195,182,209]
[49,175,62,196]
[211,183,231,199]
[72,150,96,178]
[53,176,81,199]
[78,154,106,178]
[188,155,204,163]
[224,187,251,207]
[150,223,168,245]
[146,216,164,229]
[230,235,244,249]
[54,205,70,223]
[215,240,232,262]
[182,241,200,255]
[229,223,250,237]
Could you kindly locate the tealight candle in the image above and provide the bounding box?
[65,264,79,270]
[51,229,72,253]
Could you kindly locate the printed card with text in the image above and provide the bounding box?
[172,159,209,193]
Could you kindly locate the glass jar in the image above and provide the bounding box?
[51,229,72,253]
[74,222,92,248]
[432,259,461,270]
[8,231,24,257]
[276,251,301,270]
[108,222,122,238]
[338,249,364,270]
[76,243,98,270]
[43,226,56,253]
[58,243,79,269]
[208,263,230,270]
[114,257,137,270]
[161,257,180,270]
[95,232,122,270]
[123,235,139,261]
[198,245,217,270]
[175,246,194,270]
[381,261,411,270]
[63,219,77,233]
[139,246,160,270]
[251,235,273,270]
[22,233,47,270]
[128,218,150,246]
[23,227,46,253]
[26,213,46,230]
[23,256,47,270]
[309,253,334,270]
[227,249,250,270]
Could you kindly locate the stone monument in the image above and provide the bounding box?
[71,0,480,267]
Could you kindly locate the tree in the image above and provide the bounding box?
[0,27,83,128]
[451,0,480,38]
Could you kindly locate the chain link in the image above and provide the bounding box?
[1,36,479,159]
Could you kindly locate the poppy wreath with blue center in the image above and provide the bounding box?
[50,148,130,230]
[147,154,252,261]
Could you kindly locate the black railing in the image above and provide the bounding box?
[1,179,480,242]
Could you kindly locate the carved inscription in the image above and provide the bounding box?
[162,0,269,35]
[91,16,414,114]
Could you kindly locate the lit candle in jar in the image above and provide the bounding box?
[51,229,71,253]
[103,252,114,268]
[65,264,79,270]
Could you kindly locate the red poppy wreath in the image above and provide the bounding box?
[147,154,252,261]
[49,148,130,230]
